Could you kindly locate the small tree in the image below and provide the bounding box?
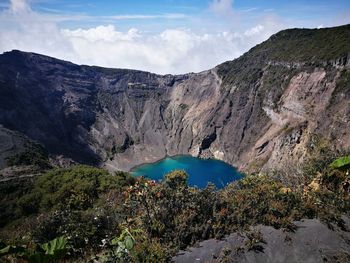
[164,170,188,189]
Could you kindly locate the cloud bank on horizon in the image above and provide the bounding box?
[0,0,349,74]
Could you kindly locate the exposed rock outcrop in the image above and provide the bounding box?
[173,218,350,263]
[0,25,349,172]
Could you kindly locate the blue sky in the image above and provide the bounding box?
[0,0,349,73]
[2,0,349,30]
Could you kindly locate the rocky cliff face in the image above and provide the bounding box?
[0,25,349,172]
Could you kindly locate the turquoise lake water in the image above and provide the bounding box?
[131,155,243,189]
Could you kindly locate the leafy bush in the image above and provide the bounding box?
[219,175,302,231]
[0,236,68,263]
[0,176,35,227]
[91,227,167,262]
[124,173,217,255]
[300,153,350,227]
[0,165,135,255]
[1,153,349,262]
[164,170,188,189]
[19,165,135,212]
[32,208,123,252]
[121,161,349,258]
[6,143,50,169]
[244,230,266,252]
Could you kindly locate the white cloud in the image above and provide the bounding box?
[0,0,287,74]
[58,23,284,74]
[210,0,234,16]
[62,25,141,42]
[244,25,264,36]
[10,0,30,14]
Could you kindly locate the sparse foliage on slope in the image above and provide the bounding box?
[0,152,349,262]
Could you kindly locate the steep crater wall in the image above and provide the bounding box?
[0,25,349,172]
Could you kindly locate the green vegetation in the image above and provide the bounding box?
[111,136,135,155]
[0,236,68,263]
[244,230,266,252]
[6,142,50,169]
[253,25,350,62]
[220,175,302,231]
[0,152,349,262]
[218,24,350,86]
[330,155,350,170]
[259,65,297,109]
[0,165,136,261]
[179,103,189,111]
[21,165,133,212]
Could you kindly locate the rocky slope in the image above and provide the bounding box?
[0,24,349,172]
[0,125,33,169]
[173,217,350,263]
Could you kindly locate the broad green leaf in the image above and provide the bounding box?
[41,236,67,255]
[0,245,26,256]
[330,156,350,169]
[124,236,134,250]
[111,237,119,246]
[0,245,11,255]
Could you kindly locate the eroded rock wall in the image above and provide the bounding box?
[0,25,349,172]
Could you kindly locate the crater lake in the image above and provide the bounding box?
[131,155,243,189]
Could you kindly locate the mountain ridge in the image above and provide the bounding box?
[0,24,349,173]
